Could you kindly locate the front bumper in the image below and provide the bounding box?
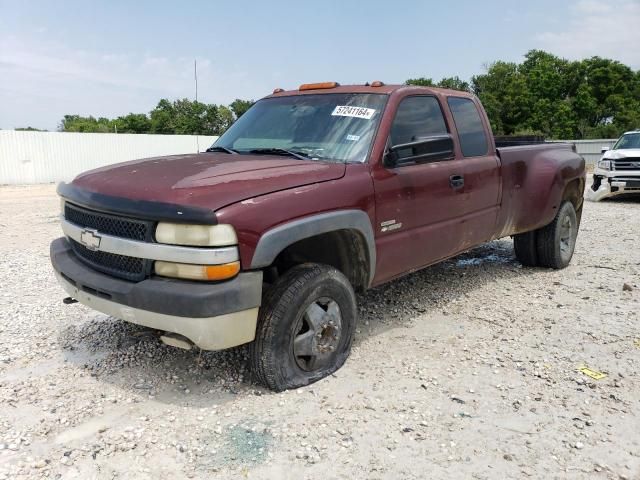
[51,237,262,350]
[586,169,640,201]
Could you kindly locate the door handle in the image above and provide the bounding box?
[449,174,464,189]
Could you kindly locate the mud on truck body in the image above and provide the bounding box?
[51,82,585,391]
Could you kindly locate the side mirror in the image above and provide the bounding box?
[601,146,609,154]
[385,134,455,167]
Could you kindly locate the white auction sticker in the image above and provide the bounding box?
[331,105,376,119]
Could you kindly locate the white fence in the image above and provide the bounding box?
[0,131,618,185]
[0,131,218,185]
[555,139,617,166]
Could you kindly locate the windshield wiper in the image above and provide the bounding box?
[248,148,311,160]
[205,146,239,154]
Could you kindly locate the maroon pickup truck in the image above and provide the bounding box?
[51,82,585,391]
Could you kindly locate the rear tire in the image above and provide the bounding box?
[535,201,578,269]
[513,231,538,266]
[250,263,356,392]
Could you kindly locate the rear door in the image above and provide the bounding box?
[446,96,501,248]
[371,95,469,283]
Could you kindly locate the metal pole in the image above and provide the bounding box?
[195,59,199,152]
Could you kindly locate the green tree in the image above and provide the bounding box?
[216,105,235,133]
[171,99,207,135]
[406,76,469,91]
[113,113,151,133]
[466,50,640,139]
[405,77,435,87]
[582,57,640,136]
[58,54,640,141]
[472,61,531,135]
[571,83,598,138]
[150,99,176,134]
[436,76,470,91]
[148,99,239,135]
[229,99,254,119]
[59,115,114,133]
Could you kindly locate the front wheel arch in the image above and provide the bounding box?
[250,210,376,291]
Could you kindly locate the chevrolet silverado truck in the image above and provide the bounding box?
[587,130,640,201]
[50,82,585,391]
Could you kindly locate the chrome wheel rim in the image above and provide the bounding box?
[293,297,342,372]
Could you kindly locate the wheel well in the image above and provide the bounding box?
[562,178,585,220]
[266,229,370,292]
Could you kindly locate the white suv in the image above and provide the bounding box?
[587,130,640,201]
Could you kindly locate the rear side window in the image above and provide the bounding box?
[390,96,448,146]
[447,97,488,157]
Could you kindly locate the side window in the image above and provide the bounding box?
[447,97,488,157]
[390,96,448,146]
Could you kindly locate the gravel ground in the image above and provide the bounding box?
[0,183,638,480]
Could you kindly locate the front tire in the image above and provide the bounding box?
[250,263,356,392]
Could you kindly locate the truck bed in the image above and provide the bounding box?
[494,135,546,148]
[494,142,583,238]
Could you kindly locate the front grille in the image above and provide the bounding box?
[610,178,640,188]
[612,158,640,171]
[65,202,154,282]
[65,203,153,241]
[69,239,151,282]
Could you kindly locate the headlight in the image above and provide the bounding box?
[154,261,240,281]
[597,159,612,170]
[155,223,237,246]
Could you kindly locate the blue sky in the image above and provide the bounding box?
[1,0,639,130]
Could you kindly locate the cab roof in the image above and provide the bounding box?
[265,83,475,99]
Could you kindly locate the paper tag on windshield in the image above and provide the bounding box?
[332,106,376,120]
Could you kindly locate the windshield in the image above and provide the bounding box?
[613,132,640,150]
[213,93,388,162]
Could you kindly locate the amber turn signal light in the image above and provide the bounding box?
[155,261,240,281]
[205,262,241,281]
[299,82,340,91]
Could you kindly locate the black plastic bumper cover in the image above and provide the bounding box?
[50,237,262,318]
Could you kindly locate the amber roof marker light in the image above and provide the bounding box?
[370,80,385,87]
[272,88,285,94]
[298,82,340,91]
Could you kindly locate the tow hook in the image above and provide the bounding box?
[63,297,78,305]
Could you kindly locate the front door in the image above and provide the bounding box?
[371,95,470,284]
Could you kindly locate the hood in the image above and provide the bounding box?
[604,149,640,159]
[71,152,346,211]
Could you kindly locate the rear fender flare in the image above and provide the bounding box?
[543,167,586,224]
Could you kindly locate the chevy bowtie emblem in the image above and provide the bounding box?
[80,228,102,251]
